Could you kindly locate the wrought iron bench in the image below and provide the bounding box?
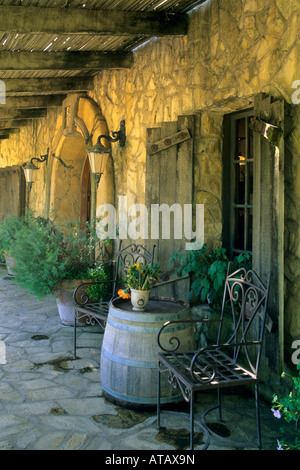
[157,263,271,450]
[73,241,156,358]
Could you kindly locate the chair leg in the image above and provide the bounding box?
[157,364,161,428]
[73,311,77,359]
[255,383,262,450]
[190,390,194,450]
[217,388,222,421]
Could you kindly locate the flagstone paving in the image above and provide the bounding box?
[0,266,284,451]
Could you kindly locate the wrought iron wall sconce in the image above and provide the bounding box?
[23,148,49,192]
[87,120,126,188]
[23,148,74,192]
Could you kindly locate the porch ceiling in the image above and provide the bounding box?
[0,0,206,137]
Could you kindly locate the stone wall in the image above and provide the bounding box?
[0,108,61,217]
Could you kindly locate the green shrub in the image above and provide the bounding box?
[11,216,66,298]
[84,264,111,302]
[169,244,252,309]
[10,214,112,300]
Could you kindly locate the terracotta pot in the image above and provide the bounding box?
[130,289,150,311]
[56,279,89,326]
[4,253,16,276]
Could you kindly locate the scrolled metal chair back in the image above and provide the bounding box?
[218,263,270,376]
[117,243,155,274]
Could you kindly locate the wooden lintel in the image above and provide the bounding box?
[0,108,47,120]
[0,6,187,36]
[3,77,93,96]
[0,51,133,71]
[1,128,20,134]
[147,128,192,155]
[0,119,33,129]
[0,95,65,109]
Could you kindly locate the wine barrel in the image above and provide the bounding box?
[100,296,195,409]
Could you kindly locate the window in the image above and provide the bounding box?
[223,109,254,258]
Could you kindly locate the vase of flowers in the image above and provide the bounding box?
[118,262,160,311]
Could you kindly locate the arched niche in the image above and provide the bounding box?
[48,95,114,223]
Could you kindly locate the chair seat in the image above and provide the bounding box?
[158,348,257,392]
[75,301,109,321]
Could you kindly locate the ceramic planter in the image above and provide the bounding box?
[130,289,150,311]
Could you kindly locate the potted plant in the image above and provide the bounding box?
[0,214,26,276]
[10,213,111,325]
[118,262,160,311]
[169,244,252,310]
[271,364,300,450]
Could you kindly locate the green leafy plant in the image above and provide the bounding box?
[169,244,252,309]
[10,213,111,300]
[271,365,300,450]
[84,264,111,302]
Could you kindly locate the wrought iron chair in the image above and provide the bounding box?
[157,263,271,450]
[73,241,156,358]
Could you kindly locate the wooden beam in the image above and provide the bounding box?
[0,51,133,71]
[0,6,187,36]
[3,77,94,96]
[1,128,20,134]
[0,108,47,120]
[0,119,34,129]
[0,95,65,109]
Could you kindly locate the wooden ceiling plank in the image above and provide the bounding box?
[0,51,133,70]
[0,108,47,120]
[0,119,35,129]
[0,95,66,108]
[0,6,187,36]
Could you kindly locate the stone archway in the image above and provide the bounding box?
[47,95,115,223]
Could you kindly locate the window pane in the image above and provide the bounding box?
[235,118,246,161]
[248,120,254,159]
[247,161,253,205]
[234,208,245,251]
[247,208,253,251]
[234,161,245,204]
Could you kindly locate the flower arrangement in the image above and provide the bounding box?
[271,364,300,450]
[118,262,160,299]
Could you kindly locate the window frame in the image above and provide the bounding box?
[222,108,254,259]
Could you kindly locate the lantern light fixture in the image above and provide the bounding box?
[87,120,126,188]
[22,148,49,192]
